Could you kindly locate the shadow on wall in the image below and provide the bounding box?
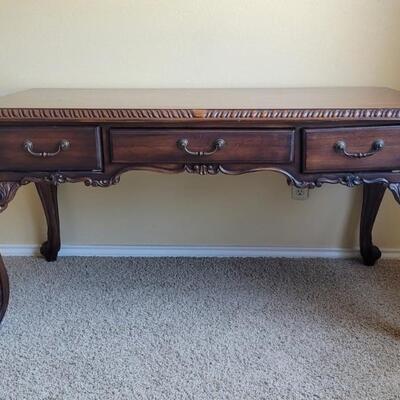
[340,186,362,249]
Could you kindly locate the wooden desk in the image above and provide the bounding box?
[0,87,400,323]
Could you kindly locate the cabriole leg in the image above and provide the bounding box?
[360,183,386,266]
[0,181,20,324]
[35,182,61,262]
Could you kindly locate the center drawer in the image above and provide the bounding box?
[110,129,294,164]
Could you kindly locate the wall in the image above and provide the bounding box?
[0,0,400,249]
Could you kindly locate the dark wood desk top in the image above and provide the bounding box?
[0,87,400,122]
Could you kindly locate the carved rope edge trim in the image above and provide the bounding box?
[1,107,400,120]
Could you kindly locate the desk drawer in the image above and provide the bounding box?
[304,126,400,173]
[0,126,102,171]
[110,129,294,164]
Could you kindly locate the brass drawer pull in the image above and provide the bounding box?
[177,138,226,156]
[334,139,384,159]
[23,139,70,158]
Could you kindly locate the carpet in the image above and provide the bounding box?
[0,256,399,399]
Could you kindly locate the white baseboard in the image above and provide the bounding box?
[0,244,399,259]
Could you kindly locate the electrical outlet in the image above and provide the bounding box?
[291,186,309,200]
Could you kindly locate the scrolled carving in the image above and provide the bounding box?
[82,176,121,187]
[12,165,400,202]
[21,173,68,186]
[281,174,390,189]
[182,164,390,190]
[185,164,220,175]
[0,182,20,212]
[289,175,390,189]
[388,183,400,204]
[20,173,121,188]
[184,165,394,190]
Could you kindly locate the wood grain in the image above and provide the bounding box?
[0,88,400,122]
[0,126,102,171]
[110,129,294,164]
[304,126,400,173]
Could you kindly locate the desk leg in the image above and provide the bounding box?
[360,183,386,266]
[0,254,9,324]
[0,182,20,324]
[35,182,60,262]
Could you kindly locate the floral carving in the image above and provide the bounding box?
[185,164,220,175]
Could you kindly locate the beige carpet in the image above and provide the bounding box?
[0,256,399,399]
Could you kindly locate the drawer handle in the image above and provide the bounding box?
[23,139,70,158]
[177,138,226,156]
[334,139,384,159]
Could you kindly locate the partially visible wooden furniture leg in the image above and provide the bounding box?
[0,254,9,324]
[0,182,20,324]
[35,182,61,262]
[360,183,386,266]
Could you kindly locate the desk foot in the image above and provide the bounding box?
[35,183,61,262]
[360,183,386,266]
[361,245,382,267]
[0,255,9,324]
[40,241,59,262]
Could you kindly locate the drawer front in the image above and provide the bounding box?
[304,126,400,173]
[0,126,102,171]
[110,129,294,164]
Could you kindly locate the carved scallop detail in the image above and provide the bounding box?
[15,168,398,197]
